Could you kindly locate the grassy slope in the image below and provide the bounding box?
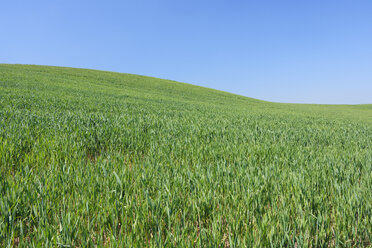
[0,64,371,247]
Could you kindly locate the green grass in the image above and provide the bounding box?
[0,64,371,247]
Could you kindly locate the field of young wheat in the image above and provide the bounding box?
[0,64,371,247]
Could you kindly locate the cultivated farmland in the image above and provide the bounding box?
[0,64,371,247]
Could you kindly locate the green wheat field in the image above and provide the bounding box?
[1,64,371,247]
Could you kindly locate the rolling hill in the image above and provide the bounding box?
[1,64,371,247]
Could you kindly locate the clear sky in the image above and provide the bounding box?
[1,0,371,104]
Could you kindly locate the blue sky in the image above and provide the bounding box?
[1,0,371,104]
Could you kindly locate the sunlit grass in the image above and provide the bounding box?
[0,64,371,247]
